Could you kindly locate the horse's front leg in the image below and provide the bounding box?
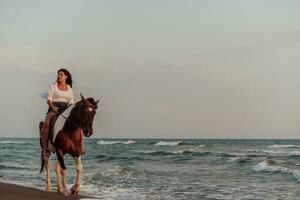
[57,149,70,196]
[71,156,83,194]
[55,161,63,194]
[45,156,52,191]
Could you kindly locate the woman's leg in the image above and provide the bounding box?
[41,111,57,158]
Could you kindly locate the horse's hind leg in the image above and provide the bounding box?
[45,156,52,191]
[71,156,82,194]
[55,161,63,194]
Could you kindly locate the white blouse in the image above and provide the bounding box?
[47,83,74,104]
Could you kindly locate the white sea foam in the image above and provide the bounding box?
[172,150,185,155]
[268,145,300,149]
[80,183,147,200]
[247,149,284,155]
[252,160,291,173]
[85,165,131,178]
[292,171,300,181]
[252,160,300,182]
[227,157,240,163]
[260,150,285,154]
[0,141,26,144]
[97,140,136,145]
[103,165,131,177]
[154,141,182,146]
[199,144,206,148]
[172,149,198,155]
[248,149,300,156]
[226,155,251,163]
[136,150,160,154]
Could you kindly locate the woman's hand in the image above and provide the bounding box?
[51,106,59,113]
[47,100,59,113]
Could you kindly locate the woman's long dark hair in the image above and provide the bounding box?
[57,68,73,88]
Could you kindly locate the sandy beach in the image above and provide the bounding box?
[0,182,86,200]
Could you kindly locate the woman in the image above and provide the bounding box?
[41,68,74,158]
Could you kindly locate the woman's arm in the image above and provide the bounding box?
[47,100,59,112]
[47,84,59,112]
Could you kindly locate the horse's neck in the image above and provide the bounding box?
[61,105,78,136]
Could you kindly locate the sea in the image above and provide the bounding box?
[1,138,300,200]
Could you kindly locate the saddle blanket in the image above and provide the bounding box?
[49,104,74,153]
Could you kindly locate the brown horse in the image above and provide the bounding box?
[39,94,99,196]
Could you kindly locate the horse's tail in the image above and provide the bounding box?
[39,121,45,173]
[39,121,44,147]
[40,153,45,173]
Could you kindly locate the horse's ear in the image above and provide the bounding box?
[95,100,100,108]
[80,93,87,101]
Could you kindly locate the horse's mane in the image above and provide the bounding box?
[74,97,98,108]
[86,97,98,109]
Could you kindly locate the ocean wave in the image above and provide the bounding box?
[101,165,132,177]
[222,152,248,157]
[252,160,300,182]
[95,154,145,162]
[288,151,300,156]
[226,157,251,164]
[80,183,148,200]
[252,160,290,173]
[226,157,240,163]
[154,141,182,146]
[220,152,265,158]
[97,140,136,145]
[292,171,300,181]
[85,165,133,181]
[142,150,168,156]
[0,141,27,144]
[0,164,31,170]
[246,149,285,155]
[248,149,300,157]
[268,145,300,149]
[172,150,193,155]
[142,150,210,157]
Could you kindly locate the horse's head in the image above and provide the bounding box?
[74,93,100,137]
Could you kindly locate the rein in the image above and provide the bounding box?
[54,108,83,130]
[54,103,92,131]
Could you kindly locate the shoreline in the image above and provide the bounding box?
[0,182,87,200]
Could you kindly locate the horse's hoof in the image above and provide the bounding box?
[45,186,52,192]
[57,188,63,194]
[63,190,71,196]
[58,188,70,196]
[71,189,79,195]
[70,185,80,194]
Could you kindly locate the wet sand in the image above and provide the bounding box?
[0,182,86,200]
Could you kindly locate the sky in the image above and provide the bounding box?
[0,0,300,139]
